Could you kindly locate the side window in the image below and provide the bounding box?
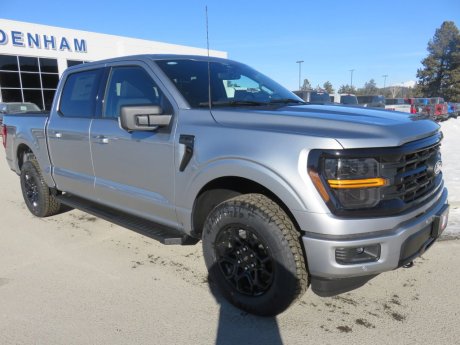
[59,69,103,117]
[103,66,171,118]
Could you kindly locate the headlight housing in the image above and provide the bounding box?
[323,158,386,209]
[309,156,387,210]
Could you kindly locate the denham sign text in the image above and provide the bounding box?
[0,29,87,53]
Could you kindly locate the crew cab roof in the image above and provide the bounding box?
[65,54,232,72]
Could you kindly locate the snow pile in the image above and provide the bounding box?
[440,119,459,239]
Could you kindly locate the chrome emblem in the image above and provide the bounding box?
[434,160,442,175]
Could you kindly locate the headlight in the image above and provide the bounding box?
[310,157,388,210]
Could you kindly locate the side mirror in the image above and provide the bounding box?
[120,105,172,132]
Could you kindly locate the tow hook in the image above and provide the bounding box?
[403,261,414,268]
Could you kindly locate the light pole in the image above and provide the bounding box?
[296,60,304,90]
[349,69,355,89]
[382,74,388,89]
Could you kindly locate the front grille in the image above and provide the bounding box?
[390,142,441,203]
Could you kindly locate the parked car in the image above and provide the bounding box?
[0,102,41,127]
[357,95,385,108]
[447,102,459,119]
[330,93,359,105]
[384,98,411,113]
[2,54,449,316]
[429,97,448,121]
[293,90,330,104]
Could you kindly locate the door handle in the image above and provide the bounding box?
[94,135,109,144]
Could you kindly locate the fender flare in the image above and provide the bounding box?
[177,158,309,232]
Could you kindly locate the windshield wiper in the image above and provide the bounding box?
[269,98,306,105]
[199,100,269,107]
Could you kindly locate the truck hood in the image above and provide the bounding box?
[210,104,440,149]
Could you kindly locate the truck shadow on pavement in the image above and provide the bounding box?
[207,274,284,345]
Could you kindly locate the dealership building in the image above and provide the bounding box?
[0,19,227,109]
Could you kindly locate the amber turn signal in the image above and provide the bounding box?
[327,178,387,189]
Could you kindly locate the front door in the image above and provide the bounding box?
[90,64,178,227]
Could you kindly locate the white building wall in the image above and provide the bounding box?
[0,18,227,75]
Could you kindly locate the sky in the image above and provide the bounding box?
[1,0,459,91]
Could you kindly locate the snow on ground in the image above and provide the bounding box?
[440,119,460,239]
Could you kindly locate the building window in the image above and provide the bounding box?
[0,54,60,110]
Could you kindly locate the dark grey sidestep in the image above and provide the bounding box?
[56,194,198,245]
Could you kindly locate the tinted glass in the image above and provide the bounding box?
[19,56,39,72]
[357,96,371,103]
[0,89,22,102]
[0,55,18,71]
[104,66,171,118]
[0,71,21,88]
[156,59,301,108]
[375,96,385,103]
[309,92,330,103]
[60,69,103,117]
[18,91,43,110]
[4,103,40,113]
[21,73,41,88]
[386,98,405,105]
[415,98,428,105]
[43,90,57,110]
[340,95,358,104]
[39,58,58,73]
[41,73,59,89]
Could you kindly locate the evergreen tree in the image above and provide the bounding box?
[360,79,379,95]
[301,78,312,91]
[323,81,334,94]
[416,21,460,101]
[338,84,357,94]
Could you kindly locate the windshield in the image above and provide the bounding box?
[155,59,303,108]
[340,95,358,104]
[309,91,330,103]
[5,103,41,113]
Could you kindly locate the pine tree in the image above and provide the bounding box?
[360,79,378,95]
[301,78,312,91]
[416,21,460,101]
[323,81,334,94]
[338,84,357,94]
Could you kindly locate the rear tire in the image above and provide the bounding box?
[20,158,65,217]
[202,193,308,316]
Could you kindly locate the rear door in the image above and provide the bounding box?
[90,62,178,227]
[47,67,104,198]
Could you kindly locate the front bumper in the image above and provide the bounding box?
[301,187,448,295]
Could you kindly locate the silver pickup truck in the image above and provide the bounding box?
[2,55,449,316]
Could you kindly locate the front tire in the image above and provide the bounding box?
[202,193,308,316]
[20,158,64,217]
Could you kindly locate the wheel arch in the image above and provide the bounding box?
[16,143,34,171]
[186,160,307,238]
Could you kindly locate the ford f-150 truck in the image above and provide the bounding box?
[2,55,449,316]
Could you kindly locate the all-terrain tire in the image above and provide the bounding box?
[20,158,64,217]
[202,193,308,316]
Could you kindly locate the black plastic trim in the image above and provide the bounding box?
[311,274,378,297]
[179,134,195,172]
[56,193,198,245]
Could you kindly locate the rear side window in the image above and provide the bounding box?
[59,68,103,117]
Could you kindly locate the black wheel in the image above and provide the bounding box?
[202,193,308,316]
[20,157,65,217]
